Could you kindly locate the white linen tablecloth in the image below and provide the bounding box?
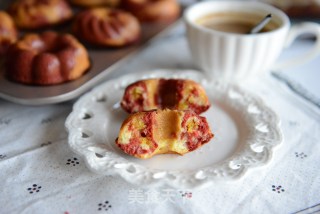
[0,19,320,214]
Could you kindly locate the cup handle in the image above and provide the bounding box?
[272,22,320,71]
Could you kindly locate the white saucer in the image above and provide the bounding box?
[65,69,282,189]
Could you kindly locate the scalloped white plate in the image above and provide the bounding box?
[65,69,282,189]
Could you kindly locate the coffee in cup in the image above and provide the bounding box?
[196,12,277,34]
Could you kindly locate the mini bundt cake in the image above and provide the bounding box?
[116,109,214,159]
[69,0,119,8]
[8,0,73,30]
[72,8,141,47]
[121,78,211,114]
[5,31,90,85]
[0,11,18,57]
[120,0,180,23]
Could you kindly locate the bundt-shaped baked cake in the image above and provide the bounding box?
[5,31,90,85]
[69,0,119,8]
[120,0,180,23]
[72,8,141,47]
[121,78,211,114]
[116,109,214,159]
[0,11,18,57]
[8,0,73,30]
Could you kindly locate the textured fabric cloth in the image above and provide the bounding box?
[1,18,320,214]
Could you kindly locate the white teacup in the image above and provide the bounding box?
[184,1,320,81]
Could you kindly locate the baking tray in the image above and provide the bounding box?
[0,1,180,105]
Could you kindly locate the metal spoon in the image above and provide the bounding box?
[249,14,272,34]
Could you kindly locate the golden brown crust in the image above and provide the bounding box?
[70,0,120,8]
[8,0,73,30]
[121,0,180,23]
[72,8,141,47]
[5,31,90,85]
[121,78,211,114]
[115,109,214,159]
[0,11,18,56]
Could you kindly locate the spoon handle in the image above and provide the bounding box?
[250,14,272,34]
